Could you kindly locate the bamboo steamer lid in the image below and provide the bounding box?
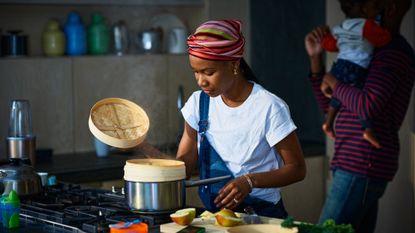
[88,98,150,148]
[124,159,186,182]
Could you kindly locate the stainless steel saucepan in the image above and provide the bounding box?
[125,175,231,213]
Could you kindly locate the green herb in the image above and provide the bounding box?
[281,216,355,233]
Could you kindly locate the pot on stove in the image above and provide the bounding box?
[0,171,6,194]
[124,159,231,213]
[0,160,42,196]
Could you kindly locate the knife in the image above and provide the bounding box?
[243,206,262,224]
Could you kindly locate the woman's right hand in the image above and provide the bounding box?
[304,26,330,58]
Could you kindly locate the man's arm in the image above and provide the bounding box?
[305,26,331,113]
[330,47,408,120]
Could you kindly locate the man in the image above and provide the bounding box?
[304,0,414,232]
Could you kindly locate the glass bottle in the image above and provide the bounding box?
[88,13,109,55]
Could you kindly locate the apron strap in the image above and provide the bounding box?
[198,91,209,135]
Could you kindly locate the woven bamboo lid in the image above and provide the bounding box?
[124,159,186,182]
[88,98,150,149]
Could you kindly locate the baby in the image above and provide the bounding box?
[321,0,391,148]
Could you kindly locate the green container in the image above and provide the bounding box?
[42,19,66,56]
[87,13,109,55]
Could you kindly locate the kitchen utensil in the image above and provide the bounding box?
[176,85,184,145]
[1,30,28,57]
[124,159,231,213]
[37,172,48,187]
[94,137,110,157]
[149,13,186,53]
[88,98,150,149]
[7,100,36,164]
[243,206,262,224]
[112,20,129,56]
[136,29,161,54]
[168,27,187,54]
[42,19,65,56]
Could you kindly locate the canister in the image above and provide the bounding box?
[1,30,28,57]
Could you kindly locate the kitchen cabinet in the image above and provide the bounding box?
[0,54,198,157]
[0,0,204,6]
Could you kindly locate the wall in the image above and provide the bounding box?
[205,0,251,63]
[0,55,198,157]
[326,1,415,233]
[0,4,205,56]
[250,0,326,144]
[0,3,205,157]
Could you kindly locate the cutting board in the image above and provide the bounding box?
[160,214,284,233]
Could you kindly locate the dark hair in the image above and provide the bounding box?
[240,58,260,84]
[339,0,367,17]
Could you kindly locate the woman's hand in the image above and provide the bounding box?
[214,175,251,210]
[304,25,330,58]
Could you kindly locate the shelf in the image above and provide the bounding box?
[0,0,204,7]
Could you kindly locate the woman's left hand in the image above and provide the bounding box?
[214,176,251,209]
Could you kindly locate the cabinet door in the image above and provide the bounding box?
[0,58,73,156]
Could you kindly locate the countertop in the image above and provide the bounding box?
[0,141,324,184]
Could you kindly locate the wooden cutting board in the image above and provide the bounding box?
[160,215,284,233]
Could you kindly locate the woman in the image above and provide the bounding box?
[176,20,306,218]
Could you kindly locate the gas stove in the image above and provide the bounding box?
[7,183,176,233]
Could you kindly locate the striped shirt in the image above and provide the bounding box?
[310,35,415,180]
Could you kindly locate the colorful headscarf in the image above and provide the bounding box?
[187,20,245,61]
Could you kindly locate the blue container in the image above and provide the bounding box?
[64,12,87,55]
[1,190,20,229]
[0,195,5,224]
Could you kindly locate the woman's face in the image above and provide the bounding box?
[189,55,237,97]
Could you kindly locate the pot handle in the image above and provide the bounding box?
[184,175,232,187]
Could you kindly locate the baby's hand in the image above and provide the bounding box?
[321,80,333,98]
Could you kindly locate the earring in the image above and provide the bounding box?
[233,67,238,76]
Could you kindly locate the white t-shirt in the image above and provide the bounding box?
[333,18,374,68]
[181,83,297,203]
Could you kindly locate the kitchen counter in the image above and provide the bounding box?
[0,141,324,184]
[161,215,285,233]
[31,147,176,183]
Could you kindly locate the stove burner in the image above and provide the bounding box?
[20,183,174,233]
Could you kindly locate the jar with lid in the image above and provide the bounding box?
[87,13,109,55]
[42,19,65,56]
[64,12,87,56]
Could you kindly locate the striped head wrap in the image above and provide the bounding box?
[187,20,245,61]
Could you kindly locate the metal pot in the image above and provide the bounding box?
[0,160,42,196]
[0,171,6,194]
[125,175,231,213]
[135,29,161,54]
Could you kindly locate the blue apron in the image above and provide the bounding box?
[197,92,288,218]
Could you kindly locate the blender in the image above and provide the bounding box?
[0,100,41,196]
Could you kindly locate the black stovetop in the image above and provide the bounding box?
[9,183,175,233]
